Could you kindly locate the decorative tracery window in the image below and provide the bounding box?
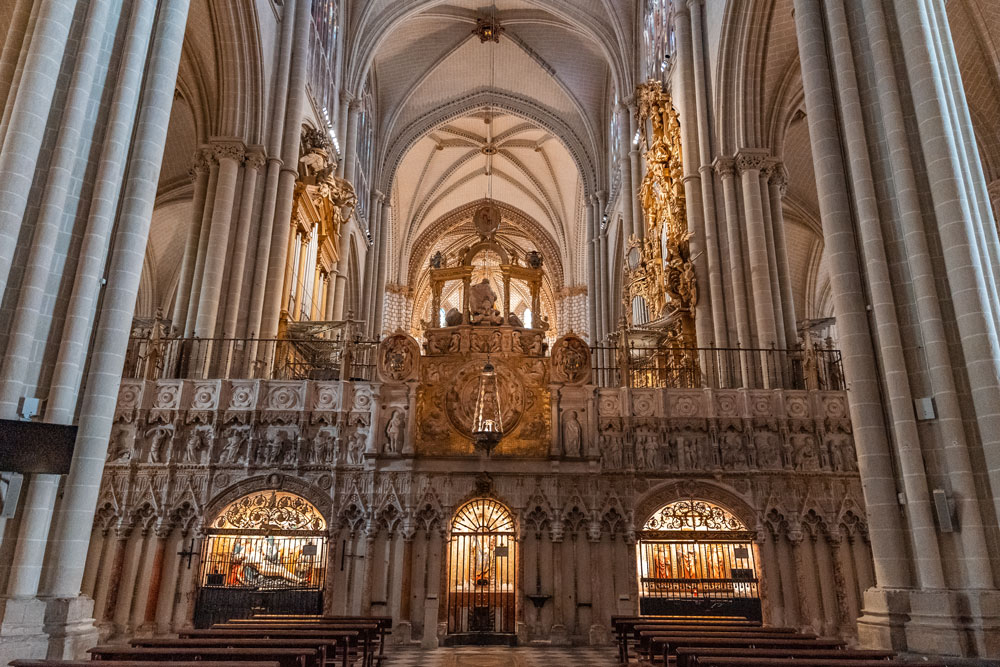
[642,499,747,532]
[643,0,676,81]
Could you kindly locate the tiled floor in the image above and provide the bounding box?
[384,645,618,666]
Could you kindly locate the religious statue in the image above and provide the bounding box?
[384,410,404,455]
[182,429,207,464]
[562,411,583,458]
[314,429,336,464]
[468,279,503,325]
[347,430,366,465]
[145,425,171,464]
[681,436,699,470]
[644,435,659,470]
[794,434,820,471]
[229,536,306,587]
[429,250,444,269]
[219,428,246,465]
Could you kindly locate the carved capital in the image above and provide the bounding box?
[735,149,769,175]
[713,156,735,178]
[212,140,246,164]
[188,150,209,179]
[245,145,267,170]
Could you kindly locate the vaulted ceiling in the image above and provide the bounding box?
[360,0,632,288]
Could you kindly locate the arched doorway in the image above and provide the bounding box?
[446,498,518,640]
[194,490,328,627]
[637,499,761,620]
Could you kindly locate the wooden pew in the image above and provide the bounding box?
[88,645,317,667]
[693,660,944,667]
[650,636,847,665]
[611,616,758,662]
[180,627,374,667]
[213,618,386,666]
[241,614,393,662]
[13,662,278,667]
[131,637,344,667]
[637,629,812,661]
[675,647,896,667]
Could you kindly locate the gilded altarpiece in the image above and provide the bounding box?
[416,326,551,457]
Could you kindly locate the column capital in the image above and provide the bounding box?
[188,150,210,179]
[713,156,736,178]
[735,149,770,175]
[765,159,788,193]
[210,138,246,164]
[340,90,355,105]
[245,145,267,170]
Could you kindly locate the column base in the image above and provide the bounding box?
[393,620,412,644]
[857,587,1000,659]
[588,623,611,645]
[42,595,98,660]
[0,597,49,663]
[548,623,570,645]
[856,587,910,651]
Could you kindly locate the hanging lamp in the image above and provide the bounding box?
[471,357,504,454]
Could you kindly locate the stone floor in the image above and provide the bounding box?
[384,645,619,666]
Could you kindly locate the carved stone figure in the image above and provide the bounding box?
[445,308,463,327]
[634,438,646,469]
[794,434,820,471]
[681,436,699,469]
[107,427,132,463]
[756,433,781,469]
[280,432,298,465]
[181,429,209,464]
[145,425,171,464]
[644,436,659,470]
[348,430,366,465]
[314,429,335,464]
[219,428,247,465]
[385,410,404,455]
[562,411,582,458]
[468,279,503,325]
[720,432,743,469]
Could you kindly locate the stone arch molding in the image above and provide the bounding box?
[379,91,598,199]
[202,474,334,533]
[633,480,759,535]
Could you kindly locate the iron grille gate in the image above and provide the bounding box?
[447,499,517,635]
[195,532,328,627]
[637,538,761,621]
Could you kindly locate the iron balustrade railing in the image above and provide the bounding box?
[590,343,844,391]
[123,336,379,382]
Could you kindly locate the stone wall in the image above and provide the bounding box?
[87,374,870,643]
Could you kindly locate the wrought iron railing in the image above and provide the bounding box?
[123,335,379,382]
[590,343,844,391]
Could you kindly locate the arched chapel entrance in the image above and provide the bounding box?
[194,491,328,627]
[637,500,761,621]
[445,498,518,641]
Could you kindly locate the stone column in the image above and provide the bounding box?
[324,275,335,320]
[673,6,713,346]
[0,0,78,296]
[194,140,245,338]
[598,191,610,336]
[586,199,598,343]
[172,154,210,333]
[715,158,752,351]
[361,531,377,614]
[244,0,295,341]
[310,264,323,320]
[549,523,566,641]
[826,533,853,639]
[765,164,798,346]
[184,150,220,335]
[686,0,729,347]
[736,150,778,350]
[757,168,786,350]
[618,103,638,240]
[788,530,813,633]
[586,527,604,644]
[373,201,391,335]
[792,0,912,594]
[101,526,133,631]
[293,233,310,320]
[332,271,348,321]
[222,146,266,338]
[0,0,114,414]
[41,0,193,613]
[260,0,312,341]
[139,527,171,633]
[343,99,361,187]
[818,0,947,592]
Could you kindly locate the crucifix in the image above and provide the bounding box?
[177,538,198,569]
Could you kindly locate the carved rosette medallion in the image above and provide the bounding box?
[550,334,592,385]
[445,360,525,440]
[377,332,420,382]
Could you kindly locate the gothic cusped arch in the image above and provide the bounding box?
[634,480,760,535]
[203,474,333,531]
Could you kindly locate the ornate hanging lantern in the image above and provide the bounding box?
[471,358,504,454]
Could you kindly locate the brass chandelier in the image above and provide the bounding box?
[471,358,503,454]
